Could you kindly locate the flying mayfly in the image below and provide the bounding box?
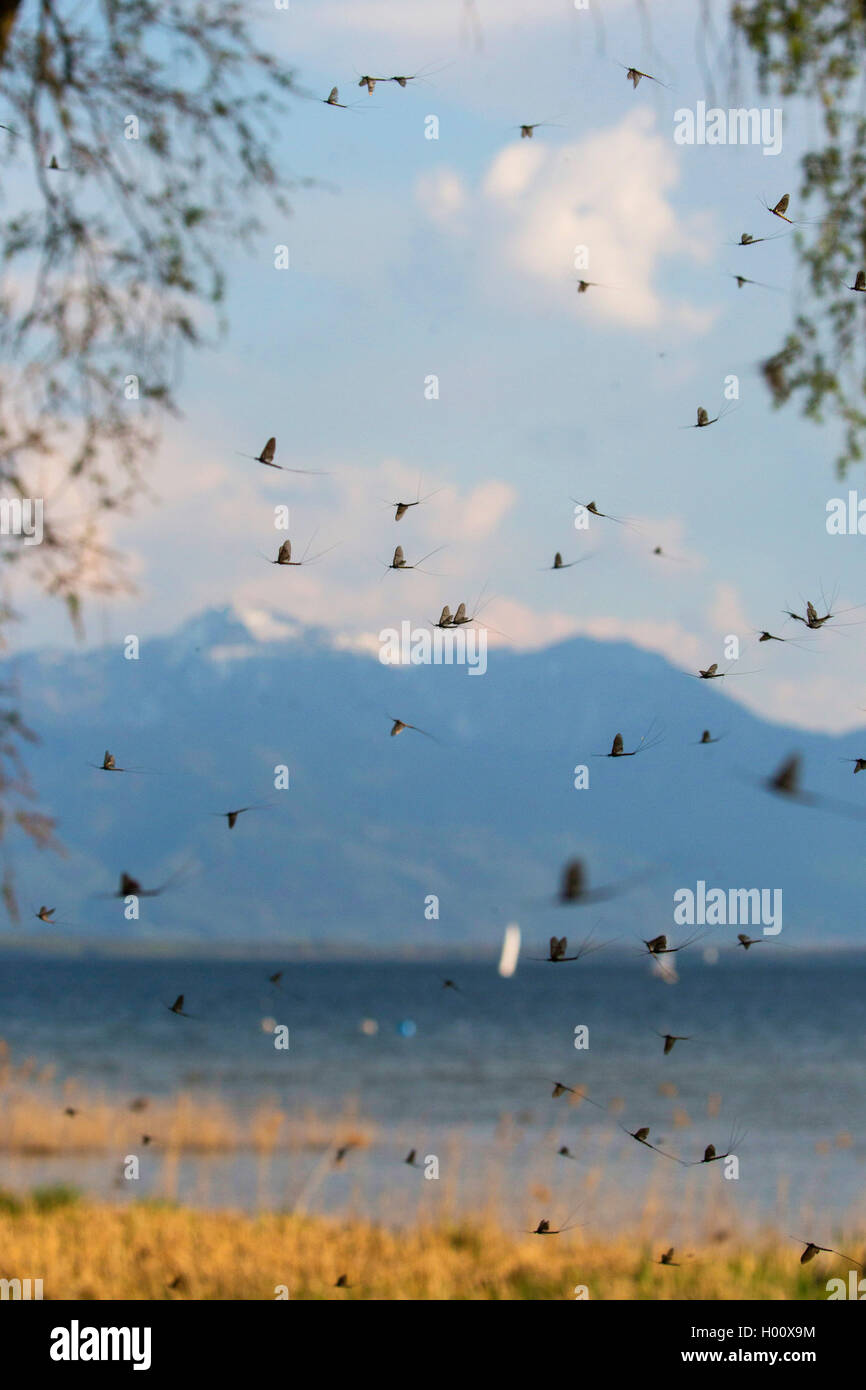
[575,279,618,295]
[382,544,443,574]
[689,661,755,681]
[620,1124,685,1164]
[594,723,663,758]
[619,63,670,90]
[641,932,701,961]
[755,629,815,652]
[762,192,793,223]
[524,1211,582,1235]
[532,933,608,964]
[759,192,828,228]
[380,62,452,89]
[87,750,153,773]
[656,1031,692,1055]
[261,535,336,568]
[389,716,437,741]
[682,404,736,429]
[761,754,866,822]
[436,586,507,638]
[236,437,327,474]
[550,1081,607,1111]
[543,551,591,570]
[783,590,866,632]
[792,1239,863,1270]
[516,121,562,139]
[557,858,642,906]
[572,498,639,531]
[357,74,388,94]
[320,86,365,110]
[212,802,273,830]
[729,230,786,246]
[736,933,763,950]
[33,905,80,927]
[639,933,703,980]
[101,868,191,900]
[727,273,781,292]
[690,1125,746,1166]
[387,477,442,521]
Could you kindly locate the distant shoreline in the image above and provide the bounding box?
[0,938,859,961]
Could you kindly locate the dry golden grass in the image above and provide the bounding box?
[0,1197,854,1300]
[0,1042,373,1155]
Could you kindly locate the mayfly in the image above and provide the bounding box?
[736,933,763,950]
[432,605,453,629]
[575,279,618,294]
[557,858,640,906]
[762,192,793,223]
[524,1212,582,1235]
[783,589,866,632]
[619,63,670,90]
[543,551,591,570]
[383,544,443,574]
[87,750,153,773]
[532,933,608,964]
[755,629,816,652]
[386,62,452,89]
[690,1125,746,1166]
[689,661,756,681]
[236,437,327,474]
[571,498,640,532]
[516,121,562,139]
[656,1031,692,1055]
[791,1239,863,1270]
[389,716,437,741]
[212,802,273,830]
[594,722,663,758]
[387,477,442,521]
[727,273,781,292]
[682,404,736,429]
[729,231,786,246]
[262,534,336,567]
[761,754,866,822]
[320,86,364,110]
[104,870,187,900]
[620,1124,685,1164]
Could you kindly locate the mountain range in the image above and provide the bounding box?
[4,604,865,950]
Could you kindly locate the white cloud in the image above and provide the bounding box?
[416,109,717,329]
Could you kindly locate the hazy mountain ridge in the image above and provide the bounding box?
[7,605,865,946]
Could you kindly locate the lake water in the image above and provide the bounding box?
[0,951,863,1235]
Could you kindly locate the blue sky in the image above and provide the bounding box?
[10,0,866,734]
